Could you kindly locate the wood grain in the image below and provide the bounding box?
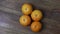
[0,0,60,34]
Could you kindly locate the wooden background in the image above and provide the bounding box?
[0,0,60,34]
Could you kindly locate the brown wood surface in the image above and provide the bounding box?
[0,0,60,34]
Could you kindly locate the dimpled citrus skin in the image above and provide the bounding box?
[31,22,42,32]
[19,15,31,26]
[22,3,32,15]
[31,10,43,21]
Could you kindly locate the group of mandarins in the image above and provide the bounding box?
[19,3,43,32]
